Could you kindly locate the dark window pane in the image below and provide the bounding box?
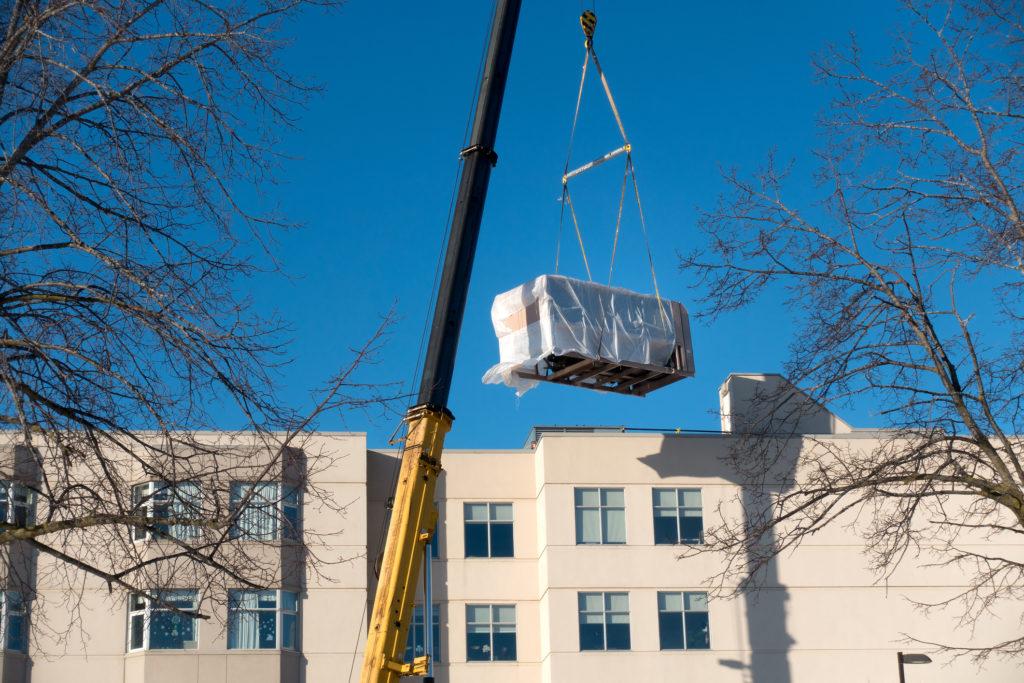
[12,505,27,527]
[465,523,489,558]
[131,614,144,650]
[680,516,703,544]
[283,504,300,541]
[404,621,421,662]
[8,614,24,652]
[259,611,276,649]
[653,515,679,544]
[466,631,491,661]
[579,623,604,651]
[685,611,710,649]
[605,623,630,650]
[282,612,297,650]
[492,631,516,661]
[658,612,684,649]
[490,522,514,557]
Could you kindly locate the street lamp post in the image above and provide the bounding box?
[897,652,933,683]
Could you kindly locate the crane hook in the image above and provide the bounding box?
[580,10,596,48]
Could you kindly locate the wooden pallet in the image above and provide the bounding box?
[513,349,693,398]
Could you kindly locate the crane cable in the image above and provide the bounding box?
[557,11,668,328]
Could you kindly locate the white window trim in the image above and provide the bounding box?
[657,590,710,650]
[574,488,627,545]
[127,590,199,651]
[131,482,201,541]
[463,502,514,558]
[227,589,299,651]
[578,591,630,651]
[466,603,516,662]
[229,482,302,541]
[652,488,704,545]
[0,482,34,527]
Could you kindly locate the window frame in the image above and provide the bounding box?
[229,482,302,541]
[0,482,34,528]
[652,488,704,545]
[465,604,516,662]
[657,591,710,650]
[1,592,27,653]
[405,603,441,664]
[127,590,199,651]
[227,589,299,651]
[577,592,630,651]
[131,482,202,541]
[463,502,514,558]
[574,488,626,545]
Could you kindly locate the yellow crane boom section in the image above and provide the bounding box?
[360,405,452,682]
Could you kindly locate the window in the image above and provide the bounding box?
[128,590,198,650]
[132,482,201,541]
[575,488,625,544]
[0,483,34,527]
[653,488,703,545]
[466,604,516,662]
[227,590,298,650]
[578,592,630,651]
[230,482,301,541]
[405,604,440,664]
[658,592,709,650]
[464,503,513,558]
[1,593,26,652]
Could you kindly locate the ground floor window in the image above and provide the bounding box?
[658,591,709,650]
[466,604,516,661]
[1,592,26,652]
[405,603,441,663]
[227,590,298,650]
[128,590,198,650]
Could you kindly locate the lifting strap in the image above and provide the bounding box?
[557,11,668,329]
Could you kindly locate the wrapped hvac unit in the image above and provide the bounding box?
[482,274,695,396]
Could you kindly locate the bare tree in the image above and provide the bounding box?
[0,0,397,628]
[684,0,1024,661]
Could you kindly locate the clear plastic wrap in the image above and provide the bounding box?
[482,274,690,395]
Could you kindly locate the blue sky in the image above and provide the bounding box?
[244,1,903,448]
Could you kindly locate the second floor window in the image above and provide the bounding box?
[128,590,198,651]
[0,483,33,527]
[0,592,26,652]
[132,482,201,541]
[227,589,298,650]
[230,482,301,541]
[653,488,703,545]
[578,592,630,651]
[466,604,516,662]
[464,503,513,558]
[575,488,625,544]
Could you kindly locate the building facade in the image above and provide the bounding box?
[5,375,1022,681]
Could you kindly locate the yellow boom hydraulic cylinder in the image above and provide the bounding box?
[360,405,451,681]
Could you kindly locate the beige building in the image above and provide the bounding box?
[4,375,1022,681]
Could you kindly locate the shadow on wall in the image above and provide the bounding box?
[637,373,833,683]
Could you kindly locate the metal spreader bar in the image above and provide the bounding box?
[562,143,630,183]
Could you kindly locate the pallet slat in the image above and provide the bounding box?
[513,351,694,397]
